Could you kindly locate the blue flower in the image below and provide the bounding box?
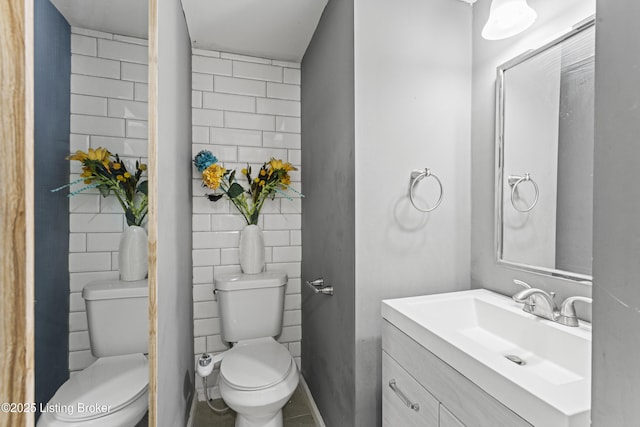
[193,150,218,172]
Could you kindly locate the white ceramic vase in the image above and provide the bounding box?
[119,225,148,281]
[239,224,265,274]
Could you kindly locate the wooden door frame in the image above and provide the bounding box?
[147,0,158,425]
[0,0,35,426]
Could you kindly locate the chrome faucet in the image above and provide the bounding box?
[512,280,558,321]
[512,279,592,327]
[557,296,593,327]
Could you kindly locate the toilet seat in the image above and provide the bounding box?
[220,338,293,391]
[49,354,148,422]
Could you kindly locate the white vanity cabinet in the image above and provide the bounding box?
[439,405,464,427]
[382,320,532,427]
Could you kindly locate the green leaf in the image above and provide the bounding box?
[250,210,259,225]
[227,182,244,198]
[125,211,136,227]
[229,170,236,184]
[98,185,111,197]
[137,180,148,196]
[207,194,224,202]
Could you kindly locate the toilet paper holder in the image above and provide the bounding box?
[305,278,334,296]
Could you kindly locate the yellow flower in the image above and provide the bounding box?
[80,167,92,178]
[202,164,226,190]
[241,168,248,175]
[87,147,107,161]
[260,169,266,176]
[124,172,131,179]
[269,158,296,172]
[259,180,265,186]
[67,150,88,162]
[112,163,121,170]
[139,163,147,171]
[88,147,111,169]
[269,158,283,170]
[68,147,111,170]
[116,175,125,182]
[254,177,260,183]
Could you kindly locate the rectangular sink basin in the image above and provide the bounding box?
[382,289,591,427]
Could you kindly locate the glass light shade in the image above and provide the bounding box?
[482,0,537,40]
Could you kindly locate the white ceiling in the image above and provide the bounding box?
[50,0,148,39]
[182,0,328,63]
[50,0,327,63]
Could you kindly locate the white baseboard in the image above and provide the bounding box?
[185,388,198,427]
[299,375,326,427]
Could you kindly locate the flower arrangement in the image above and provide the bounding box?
[193,150,299,225]
[55,147,149,226]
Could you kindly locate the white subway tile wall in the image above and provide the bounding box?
[68,28,148,372]
[191,51,301,397]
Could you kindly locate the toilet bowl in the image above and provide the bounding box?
[214,272,299,427]
[218,338,299,427]
[37,354,148,427]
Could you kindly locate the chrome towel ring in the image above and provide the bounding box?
[409,168,444,212]
[508,173,539,212]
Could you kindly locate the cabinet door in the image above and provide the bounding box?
[440,404,465,427]
[382,351,439,427]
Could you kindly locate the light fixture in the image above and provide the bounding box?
[482,0,537,40]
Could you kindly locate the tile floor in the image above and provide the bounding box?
[194,385,318,427]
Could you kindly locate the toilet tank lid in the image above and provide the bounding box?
[214,271,287,291]
[83,279,148,300]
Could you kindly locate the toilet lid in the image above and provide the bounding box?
[221,338,293,391]
[50,354,148,422]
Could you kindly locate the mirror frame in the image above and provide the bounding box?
[494,16,595,283]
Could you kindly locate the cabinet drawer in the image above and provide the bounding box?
[382,351,439,427]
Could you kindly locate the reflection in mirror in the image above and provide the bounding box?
[35,0,149,425]
[496,18,594,282]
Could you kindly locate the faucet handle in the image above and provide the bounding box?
[513,279,532,290]
[557,296,593,327]
[512,280,536,314]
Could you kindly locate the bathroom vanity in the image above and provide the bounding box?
[381,290,591,427]
[382,321,530,427]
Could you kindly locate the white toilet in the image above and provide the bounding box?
[37,279,149,427]
[214,271,299,427]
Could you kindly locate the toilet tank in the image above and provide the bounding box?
[82,279,149,357]
[214,271,287,342]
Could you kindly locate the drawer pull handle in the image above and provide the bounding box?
[388,379,420,412]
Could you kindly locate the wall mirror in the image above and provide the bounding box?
[495,17,595,282]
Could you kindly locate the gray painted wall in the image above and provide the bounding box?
[470,0,594,305]
[156,1,194,425]
[353,0,471,424]
[301,0,357,425]
[34,0,70,418]
[592,2,640,425]
[302,0,470,425]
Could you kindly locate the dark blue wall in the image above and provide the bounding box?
[34,0,70,417]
